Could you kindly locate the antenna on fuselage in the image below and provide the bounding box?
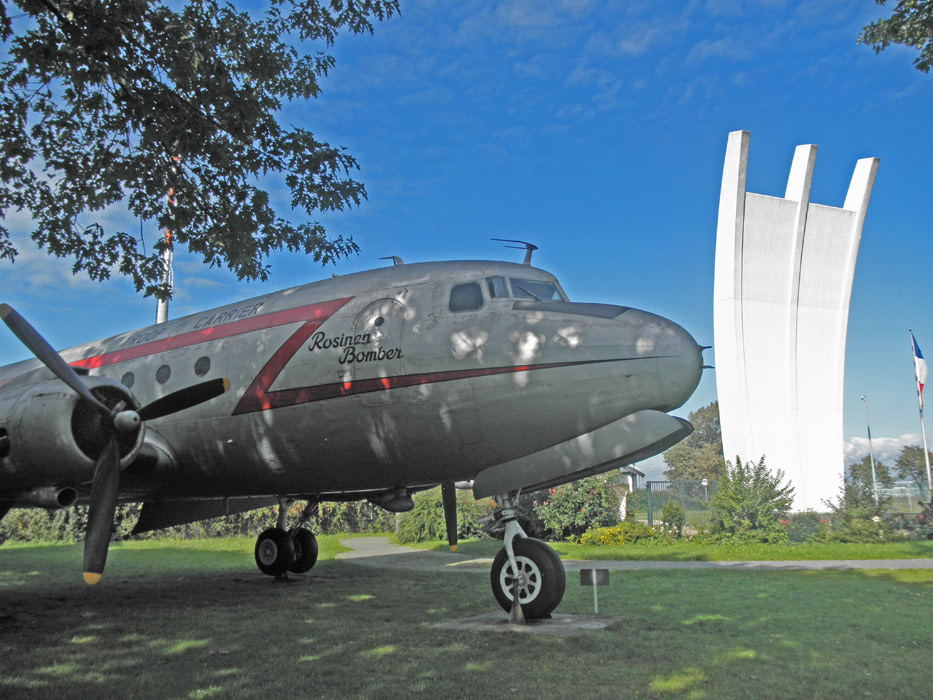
[379,256,404,267]
[491,239,537,265]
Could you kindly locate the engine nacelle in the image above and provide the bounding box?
[0,376,144,489]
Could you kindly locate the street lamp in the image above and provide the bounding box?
[860,395,879,506]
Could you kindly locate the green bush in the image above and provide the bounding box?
[782,510,831,543]
[660,500,685,538]
[579,521,657,545]
[0,498,399,545]
[709,456,794,543]
[535,476,620,541]
[395,488,493,544]
[0,504,141,545]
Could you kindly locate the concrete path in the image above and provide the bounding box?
[337,536,933,572]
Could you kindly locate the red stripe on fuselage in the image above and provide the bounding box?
[231,358,626,415]
[68,298,353,371]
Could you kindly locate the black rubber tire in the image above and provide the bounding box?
[254,527,295,576]
[288,528,319,573]
[490,537,565,620]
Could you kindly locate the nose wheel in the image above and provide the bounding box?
[490,537,565,619]
[487,493,565,620]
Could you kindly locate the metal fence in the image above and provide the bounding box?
[645,480,717,527]
[640,480,929,524]
[879,481,930,513]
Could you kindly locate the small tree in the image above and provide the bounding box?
[660,500,685,538]
[848,455,894,491]
[710,456,794,542]
[894,445,933,492]
[824,463,895,543]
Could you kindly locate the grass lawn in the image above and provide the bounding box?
[1,537,931,699]
[412,537,933,561]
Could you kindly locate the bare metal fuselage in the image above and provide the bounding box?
[0,260,702,506]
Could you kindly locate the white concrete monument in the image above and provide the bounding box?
[713,130,879,511]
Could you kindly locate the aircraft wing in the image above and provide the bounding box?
[471,409,692,498]
[131,496,279,534]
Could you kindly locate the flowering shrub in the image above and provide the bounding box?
[580,521,657,545]
[534,476,620,541]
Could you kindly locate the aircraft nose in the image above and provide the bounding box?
[624,309,703,412]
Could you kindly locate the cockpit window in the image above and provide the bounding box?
[509,278,561,301]
[486,276,509,298]
[449,282,484,312]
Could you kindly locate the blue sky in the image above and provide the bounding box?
[1,0,931,477]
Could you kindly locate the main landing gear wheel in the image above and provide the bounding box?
[288,528,319,574]
[491,537,565,620]
[254,527,295,576]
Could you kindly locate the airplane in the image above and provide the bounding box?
[0,246,702,619]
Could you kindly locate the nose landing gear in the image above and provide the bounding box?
[488,493,565,620]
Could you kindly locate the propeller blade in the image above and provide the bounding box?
[0,303,110,417]
[83,437,121,584]
[441,482,458,552]
[137,377,230,422]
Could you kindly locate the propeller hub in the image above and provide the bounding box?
[113,410,141,433]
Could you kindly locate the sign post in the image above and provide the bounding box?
[580,568,609,614]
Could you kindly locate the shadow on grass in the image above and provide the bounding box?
[1,540,931,699]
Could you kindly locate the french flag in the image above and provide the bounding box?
[912,332,928,409]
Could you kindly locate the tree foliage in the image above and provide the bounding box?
[662,400,725,481]
[394,488,493,544]
[709,456,794,542]
[0,0,399,297]
[859,0,933,73]
[894,445,933,489]
[848,454,894,490]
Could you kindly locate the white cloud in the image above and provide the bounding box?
[844,433,921,466]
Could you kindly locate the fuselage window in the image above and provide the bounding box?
[449,282,484,312]
[121,372,135,388]
[194,356,211,377]
[487,276,509,298]
[510,278,561,301]
[156,364,171,384]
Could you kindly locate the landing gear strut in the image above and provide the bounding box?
[254,498,319,578]
[488,493,565,620]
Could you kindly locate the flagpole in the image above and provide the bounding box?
[920,412,932,502]
[909,331,932,500]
